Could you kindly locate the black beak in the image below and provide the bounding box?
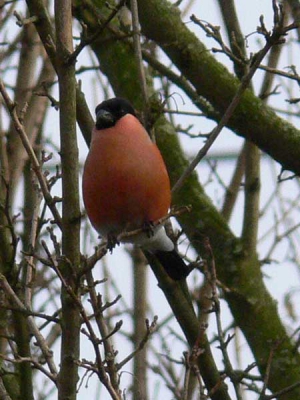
[95,109,116,129]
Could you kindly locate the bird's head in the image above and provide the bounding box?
[95,98,137,130]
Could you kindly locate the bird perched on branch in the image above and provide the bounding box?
[82,97,191,280]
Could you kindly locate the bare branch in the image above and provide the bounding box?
[0,273,58,376]
[0,79,62,228]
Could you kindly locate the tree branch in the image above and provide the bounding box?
[54,2,81,400]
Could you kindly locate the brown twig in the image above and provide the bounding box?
[83,206,191,266]
[258,341,281,399]
[0,354,56,382]
[41,240,122,400]
[85,270,121,393]
[203,237,242,399]
[24,179,42,308]
[172,8,296,193]
[130,0,150,131]
[113,206,192,244]
[0,79,62,228]
[116,316,158,370]
[0,273,58,376]
[182,352,191,400]
[69,0,126,64]
[263,380,300,399]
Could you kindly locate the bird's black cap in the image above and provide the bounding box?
[95,98,137,130]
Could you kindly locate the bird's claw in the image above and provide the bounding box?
[107,233,120,253]
[142,221,155,238]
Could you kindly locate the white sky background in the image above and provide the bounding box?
[2,1,300,399]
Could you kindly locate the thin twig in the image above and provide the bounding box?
[42,240,121,400]
[82,206,191,273]
[25,180,42,308]
[264,380,300,399]
[0,354,56,382]
[130,0,149,129]
[203,237,242,399]
[116,316,158,370]
[85,270,121,392]
[258,342,279,399]
[0,79,62,228]
[172,10,295,193]
[114,206,192,244]
[69,0,126,63]
[0,273,58,377]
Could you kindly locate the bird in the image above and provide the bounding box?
[82,97,191,280]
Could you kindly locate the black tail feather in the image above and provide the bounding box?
[154,249,192,280]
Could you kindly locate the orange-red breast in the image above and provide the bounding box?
[82,98,191,280]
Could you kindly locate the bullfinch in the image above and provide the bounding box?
[82,97,191,280]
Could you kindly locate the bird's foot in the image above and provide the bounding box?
[188,258,204,274]
[107,233,120,253]
[142,221,155,238]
